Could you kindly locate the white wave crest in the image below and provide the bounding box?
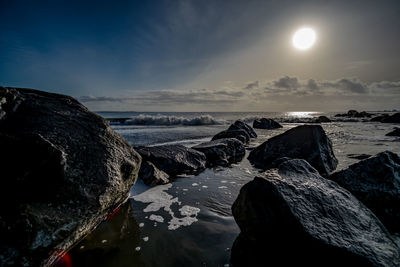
[124,114,223,126]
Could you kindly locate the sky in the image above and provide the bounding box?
[1,0,400,111]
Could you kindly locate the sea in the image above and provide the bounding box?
[66,111,400,267]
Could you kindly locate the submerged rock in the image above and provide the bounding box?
[0,87,141,266]
[329,151,400,233]
[138,161,169,186]
[228,120,257,138]
[135,144,206,176]
[212,129,250,143]
[386,128,400,137]
[231,159,399,267]
[252,118,282,129]
[248,125,338,176]
[192,138,245,167]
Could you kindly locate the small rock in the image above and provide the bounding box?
[228,120,257,138]
[212,129,250,143]
[252,118,282,129]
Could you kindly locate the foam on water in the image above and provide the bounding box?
[117,114,224,126]
[131,183,201,230]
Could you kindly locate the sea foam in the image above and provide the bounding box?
[122,114,223,126]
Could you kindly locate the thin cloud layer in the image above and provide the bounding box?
[79,76,400,111]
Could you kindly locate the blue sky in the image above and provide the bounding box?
[1,0,400,111]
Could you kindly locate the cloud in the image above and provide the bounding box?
[273,76,300,90]
[78,76,400,111]
[243,81,259,90]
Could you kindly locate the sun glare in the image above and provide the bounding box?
[292,27,316,50]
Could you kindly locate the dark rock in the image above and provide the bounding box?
[211,129,250,143]
[135,144,206,176]
[335,110,373,118]
[228,120,257,138]
[315,115,331,123]
[270,157,292,167]
[138,161,169,186]
[371,114,390,122]
[231,159,399,267]
[386,128,400,137]
[192,138,245,167]
[329,151,400,233]
[0,87,141,266]
[252,118,282,129]
[248,125,338,176]
[347,153,372,160]
[382,113,400,123]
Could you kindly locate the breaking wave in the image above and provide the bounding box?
[121,114,224,126]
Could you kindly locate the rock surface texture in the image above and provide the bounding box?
[192,138,245,167]
[231,159,400,267]
[211,129,250,143]
[227,120,257,138]
[135,144,206,176]
[138,161,169,186]
[329,151,400,233]
[0,87,141,266]
[248,125,338,176]
[252,118,282,129]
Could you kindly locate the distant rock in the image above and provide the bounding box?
[212,129,250,143]
[381,113,400,123]
[135,145,206,176]
[347,153,371,160]
[335,110,373,118]
[371,114,390,122]
[248,125,338,176]
[138,161,169,186]
[0,87,141,266]
[329,151,400,233]
[252,118,282,129]
[228,120,257,138]
[315,115,331,123]
[231,159,399,267]
[192,138,245,167]
[386,128,400,137]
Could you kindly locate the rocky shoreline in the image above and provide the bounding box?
[1,87,400,266]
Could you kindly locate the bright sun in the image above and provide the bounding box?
[292,27,316,50]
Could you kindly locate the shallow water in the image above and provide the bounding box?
[67,112,400,267]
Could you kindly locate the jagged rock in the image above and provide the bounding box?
[228,120,257,138]
[248,125,338,176]
[138,161,169,186]
[381,113,400,123]
[231,159,399,267]
[0,87,141,266]
[252,118,282,129]
[315,115,331,123]
[135,145,206,176]
[192,138,245,167]
[329,151,400,233]
[212,129,250,143]
[386,128,400,137]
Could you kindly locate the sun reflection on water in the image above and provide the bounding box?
[285,111,319,118]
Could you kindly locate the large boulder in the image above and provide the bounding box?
[381,113,400,123]
[211,129,250,143]
[329,151,400,233]
[231,159,399,267]
[228,120,257,138]
[252,118,282,129]
[192,138,245,167]
[315,115,332,123]
[135,144,206,176]
[0,87,141,266]
[248,125,338,176]
[138,161,169,186]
